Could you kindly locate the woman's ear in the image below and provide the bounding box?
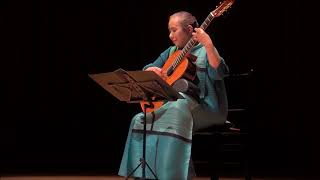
[187,25,194,33]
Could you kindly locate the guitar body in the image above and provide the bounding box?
[140,50,197,113]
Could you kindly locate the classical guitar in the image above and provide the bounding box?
[140,0,235,113]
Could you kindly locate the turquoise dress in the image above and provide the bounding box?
[118,44,229,179]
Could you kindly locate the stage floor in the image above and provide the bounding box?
[0,176,297,180]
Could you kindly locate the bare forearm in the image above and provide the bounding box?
[193,28,221,69]
[204,42,221,69]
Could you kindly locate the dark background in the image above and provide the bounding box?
[1,0,303,178]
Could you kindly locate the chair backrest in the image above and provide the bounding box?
[224,69,254,131]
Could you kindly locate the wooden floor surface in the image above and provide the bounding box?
[0,176,298,180]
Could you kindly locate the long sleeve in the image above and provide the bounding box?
[207,57,229,81]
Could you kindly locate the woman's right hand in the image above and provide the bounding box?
[145,66,162,76]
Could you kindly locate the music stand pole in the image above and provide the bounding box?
[126,101,158,180]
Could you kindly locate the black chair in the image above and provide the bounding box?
[192,70,253,180]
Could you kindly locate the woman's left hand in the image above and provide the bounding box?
[192,28,213,48]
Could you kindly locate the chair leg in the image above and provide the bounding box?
[209,133,222,180]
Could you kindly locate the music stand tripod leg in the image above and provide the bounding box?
[126,103,159,180]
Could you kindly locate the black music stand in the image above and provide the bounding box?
[89,68,184,180]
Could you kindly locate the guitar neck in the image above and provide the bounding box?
[199,12,216,30]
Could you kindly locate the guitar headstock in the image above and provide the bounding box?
[211,0,235,18]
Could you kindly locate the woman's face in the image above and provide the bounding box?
[168,16,191,49]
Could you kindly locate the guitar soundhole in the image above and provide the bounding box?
[167,66,174,76]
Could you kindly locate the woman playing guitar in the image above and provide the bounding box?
[119,1,234,179]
